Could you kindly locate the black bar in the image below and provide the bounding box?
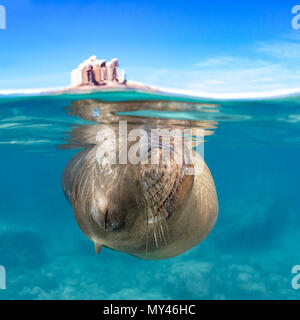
[0,300,299,318]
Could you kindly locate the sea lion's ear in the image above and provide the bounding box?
[138,158,194,221]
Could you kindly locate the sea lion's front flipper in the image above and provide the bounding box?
[94,243,102,254]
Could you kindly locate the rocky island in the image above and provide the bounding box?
[66,55,157,94]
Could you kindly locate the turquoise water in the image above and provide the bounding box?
[0,90,300,300]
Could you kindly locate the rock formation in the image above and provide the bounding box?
[71,56,126,87]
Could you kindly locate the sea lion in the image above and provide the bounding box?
[62,122,218,260]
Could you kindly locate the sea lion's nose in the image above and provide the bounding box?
[91,206,124,232]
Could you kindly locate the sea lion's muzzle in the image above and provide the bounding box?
[93,208,126,232]
[89,184,137,232]
[90,201,128,232]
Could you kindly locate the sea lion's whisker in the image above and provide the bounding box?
[161,208,170,233]
[79,168,89,199]
[136,193,149,257]
[160,222,167,246]
[157,216,163,243]
[152,216,158,248]
[151,191,168,246]
[148,202,159,248]
[143,192,159,248]
[151,198,162,244]
[91,166,95,197]
[145,208,149,257]
[157,209,168,246]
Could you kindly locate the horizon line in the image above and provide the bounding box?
[1,85,300,100]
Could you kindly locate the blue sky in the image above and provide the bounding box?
[1,0,300,94]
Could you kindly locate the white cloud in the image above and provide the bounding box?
[194,56,238,68]
[137,62,300,98]
[257,40,300,59]
[126,39,300,98]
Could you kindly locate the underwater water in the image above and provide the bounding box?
[0,90,299,300]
